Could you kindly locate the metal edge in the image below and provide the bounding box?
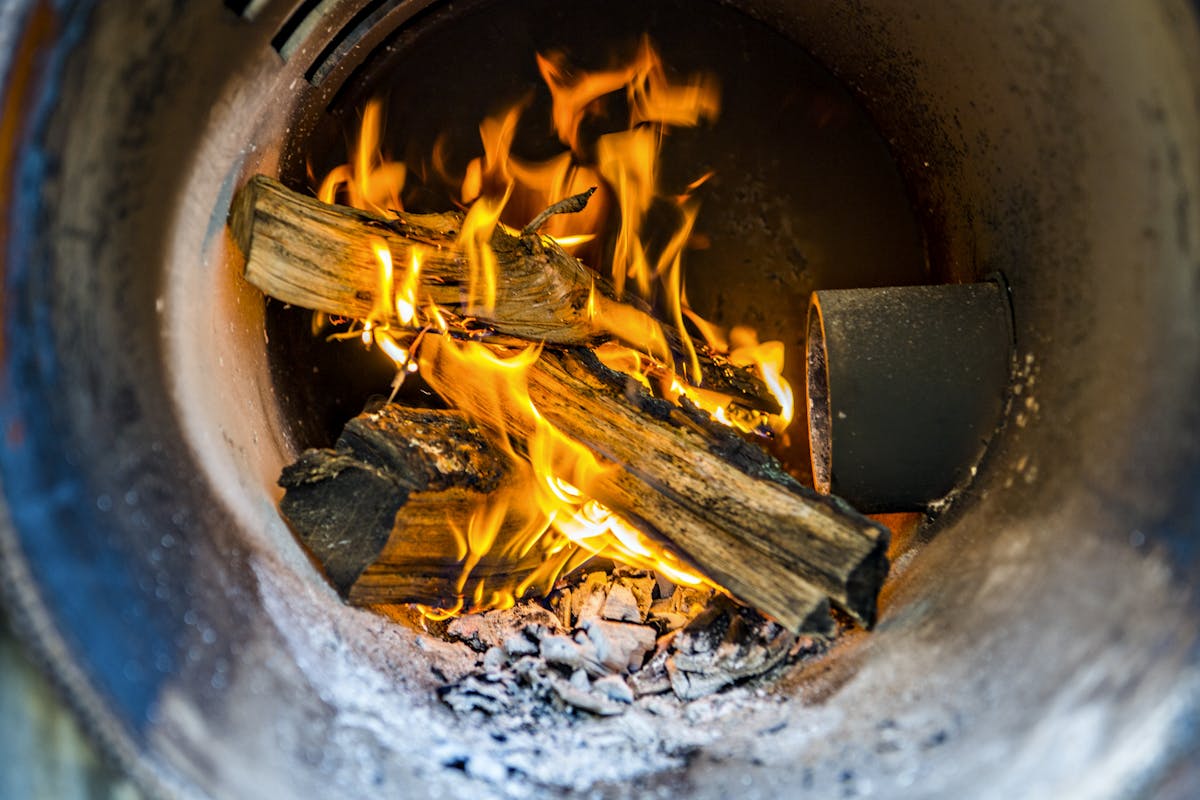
[0,4,191,798]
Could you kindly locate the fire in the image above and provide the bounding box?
[339,238,419,377]
[311,39,794,616]
[395,249,420,326]
[729,326,795,433]
[415,334,721,609]
[316,99,406,215]
[458,188,509,315]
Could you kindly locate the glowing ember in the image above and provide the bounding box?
[311,39,795,617]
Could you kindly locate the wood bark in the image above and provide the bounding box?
[230,175,780,414]
[420,346,888,628]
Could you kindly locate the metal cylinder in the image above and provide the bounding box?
[806,281,1014,511]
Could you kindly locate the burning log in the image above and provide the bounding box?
[230,175,781,414]
[279,406,588,605]
[449,347,889,628]
[279,350,887,629]
[230,175,599,344]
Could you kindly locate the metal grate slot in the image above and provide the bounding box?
[271,0,335,59]
[305,0,399,85]
[321,0,443,110]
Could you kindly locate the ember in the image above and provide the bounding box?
[231,39,888,649]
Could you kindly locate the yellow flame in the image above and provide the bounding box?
[549,233,596,248]
[367,238,394,327]
[462,102,524,204]
[374,329,410,367]
[458,186,511,315]
[683,305,728,351]
[597,127,658,299]
[414,333,718,608]
[310,40,798,619]
[396,248,421,326]
[537,50,638,156]
[657,199,704,385]
[318,99,407,215]
[729,326,795,432]
[354,239,417,375]
[588,295,673,368]
[627,37,720,130]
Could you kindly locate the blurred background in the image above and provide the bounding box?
[0,618,138,799]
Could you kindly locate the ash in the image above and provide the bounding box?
[438,568,829,723]
[250,554,851,799]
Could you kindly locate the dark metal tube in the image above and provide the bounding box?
[806,281,1014,511]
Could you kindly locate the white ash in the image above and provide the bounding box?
[439,567,831,719]
[245,553,878,800]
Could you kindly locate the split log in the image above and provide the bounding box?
[279,406,589,606]
[547,350,888,626]
[420,344,889,628]
[230,175,780,414]
[230,175,598,344]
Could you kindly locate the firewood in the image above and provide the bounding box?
[278,398,856,631]
[278,406,589,606]
[230,175,599,344]
[419,345,888,628]
[282,350,886,628]
[230,175,780,414]
[238,176,890,629]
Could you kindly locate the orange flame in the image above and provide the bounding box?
[729,326,795,433]
[597,126,658,299]
[416,334,720,610]
[311,39,795,617]
[317,99,407,215]
[458,186,511,315]
[395,248,421,326]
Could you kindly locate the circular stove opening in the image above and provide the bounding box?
[10,1,1197,797]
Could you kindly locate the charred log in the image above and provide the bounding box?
[435,346,889,628]
[230,175,780,414]
[279,407,586,606]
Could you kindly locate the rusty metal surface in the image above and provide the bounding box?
[0,1,1197,798]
